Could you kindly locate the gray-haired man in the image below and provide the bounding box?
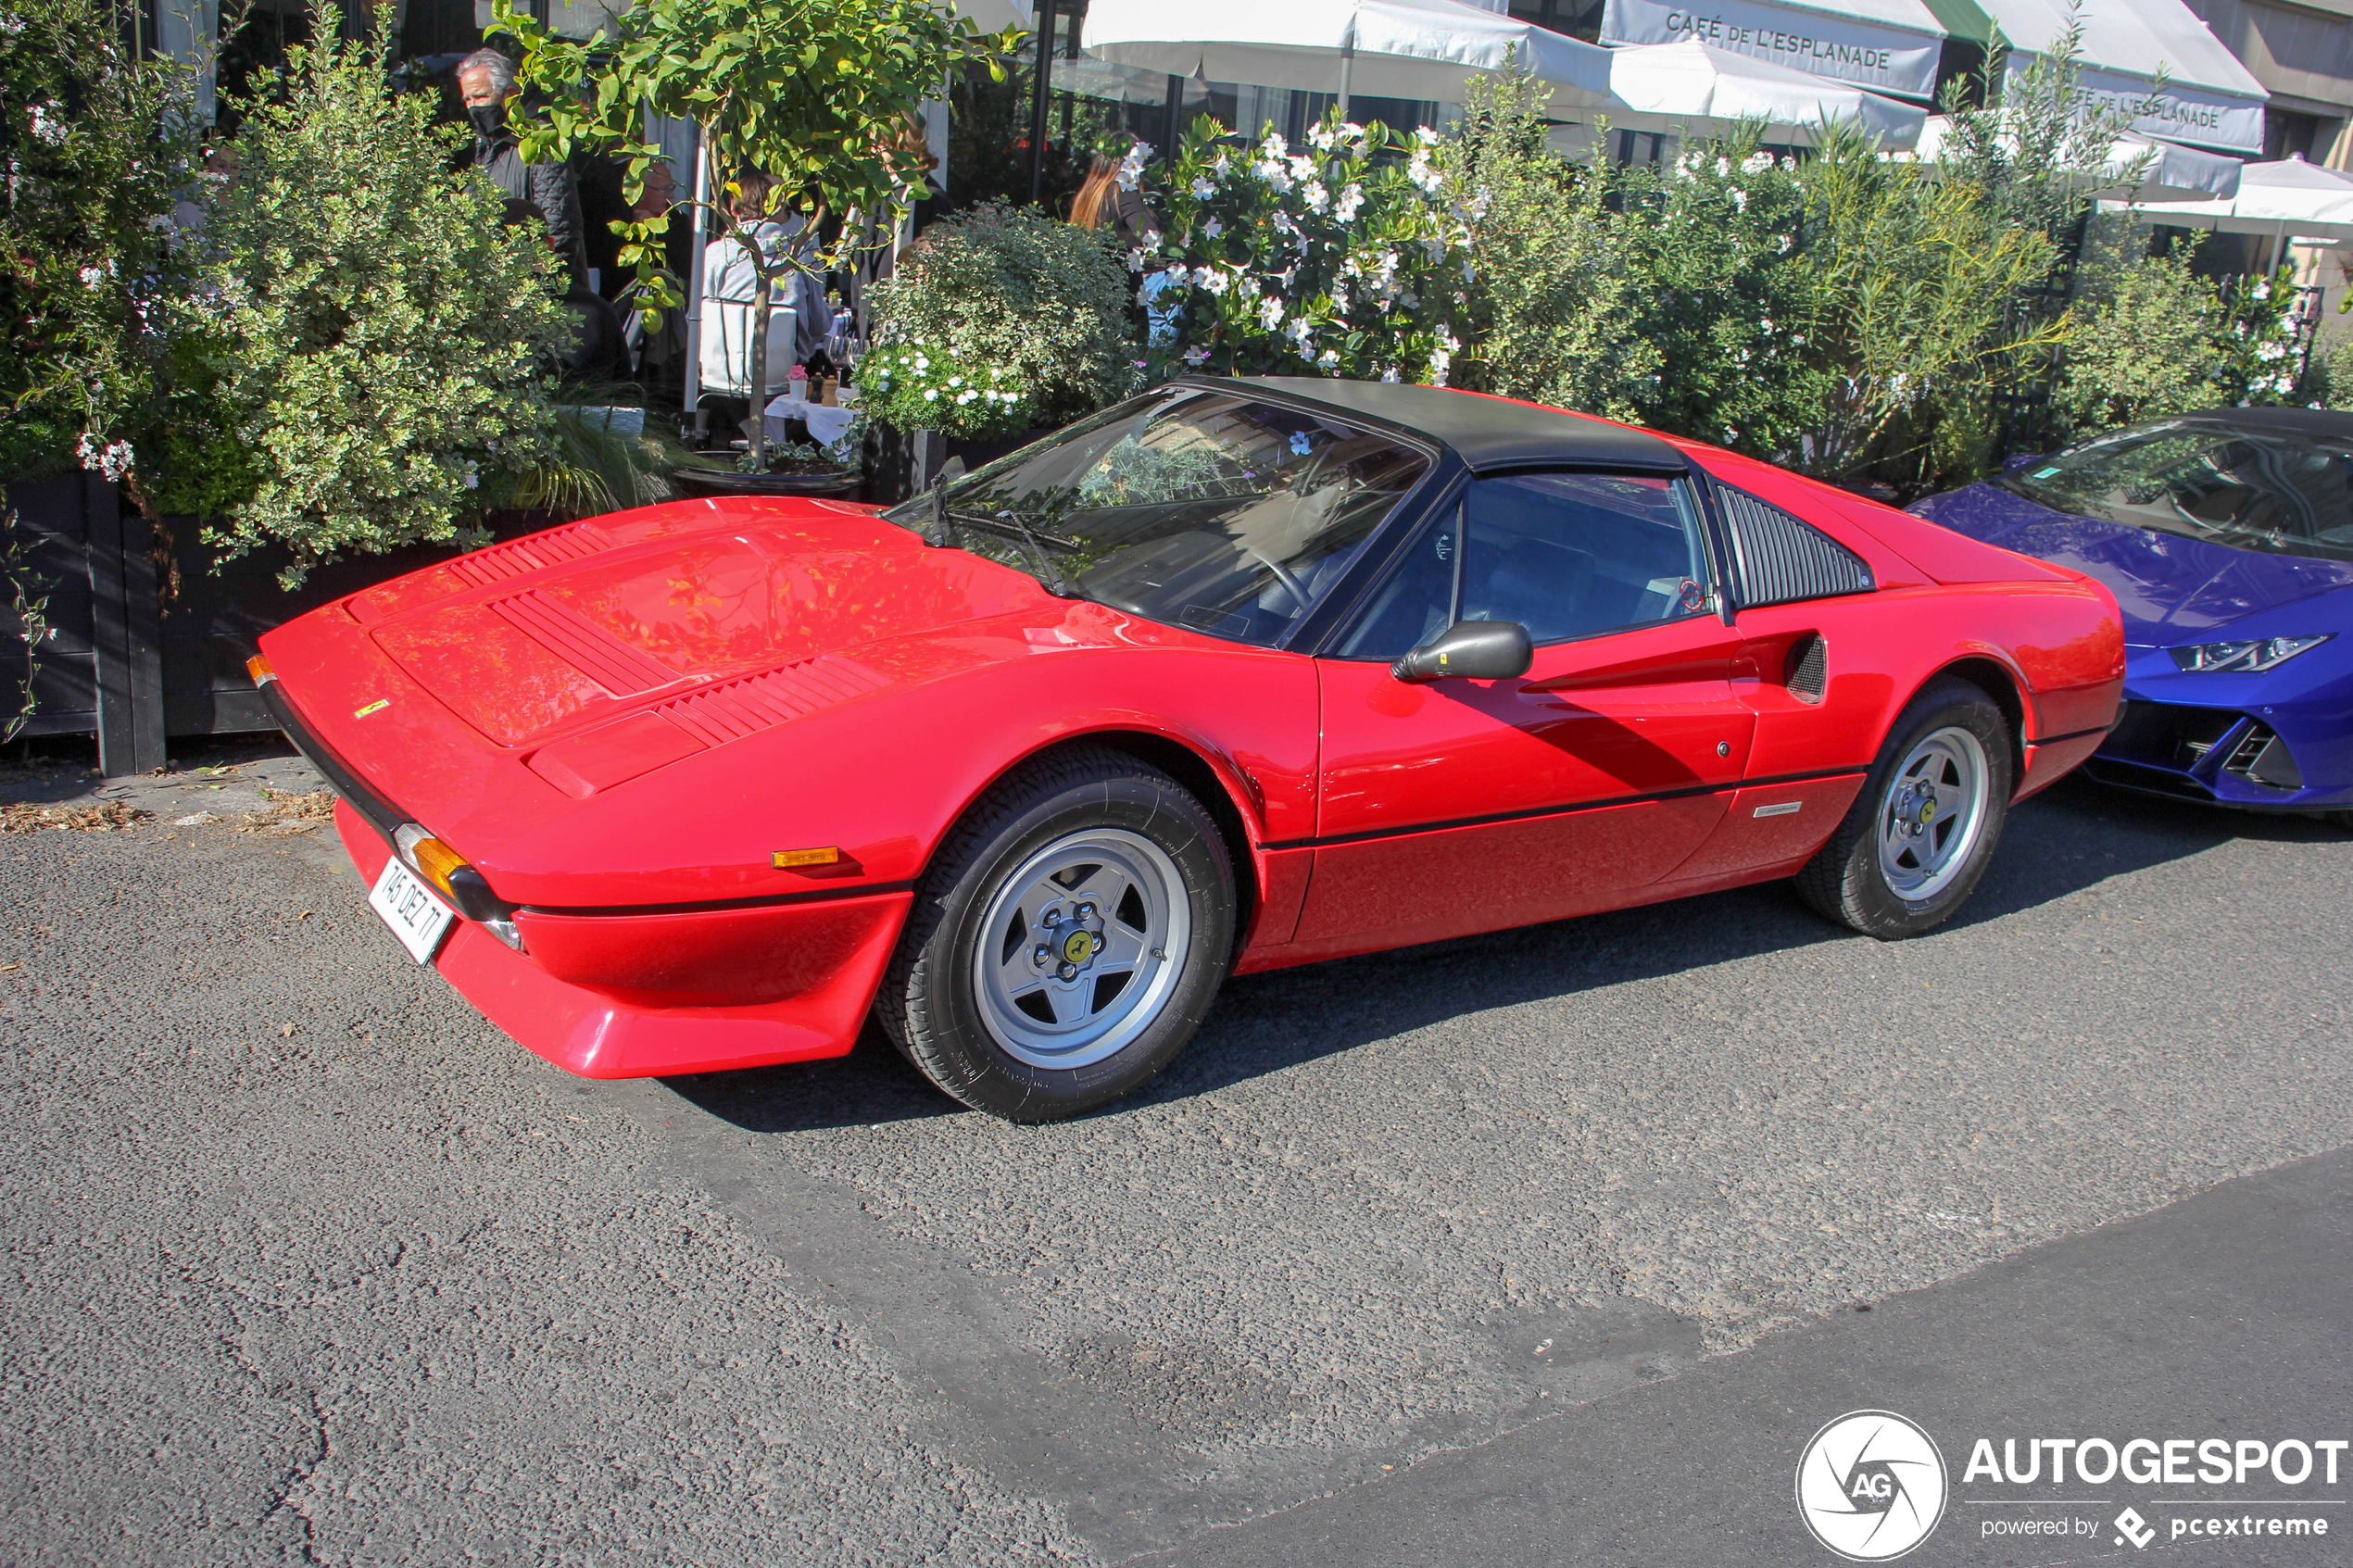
[456,46,588,292]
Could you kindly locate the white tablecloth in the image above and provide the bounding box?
[762,395,859,455]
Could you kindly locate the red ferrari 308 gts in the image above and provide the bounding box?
[255,379,2123,1121]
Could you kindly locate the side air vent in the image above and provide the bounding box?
[1716,487,1875,608]
[1785,633,1827,702]
[2223,722,2303,791]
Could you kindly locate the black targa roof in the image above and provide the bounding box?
[1176,376,1690,474]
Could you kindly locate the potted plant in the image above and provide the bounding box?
[858,202,1141,486]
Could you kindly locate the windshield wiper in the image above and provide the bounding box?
[979,508,1081,598]
[928,504,1082,598]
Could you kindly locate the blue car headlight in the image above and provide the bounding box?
[2167,634,2333,673]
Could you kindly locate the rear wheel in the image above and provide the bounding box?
[875,746,1235,1123]
[1795,678,2013,939]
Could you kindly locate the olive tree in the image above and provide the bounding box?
[490,0,1016,466]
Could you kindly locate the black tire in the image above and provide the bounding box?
[875,746,1236,1123]
[1795,677,2014,940]
[2324,809,2353,832]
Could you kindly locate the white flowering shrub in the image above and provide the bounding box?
[0,0,208,487]
[862,203,1137,439]
[180,28,568,586]
[1141,114,1470,385]
[2058,256,2309,432]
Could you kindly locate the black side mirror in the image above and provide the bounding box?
[1391,620,1533,684]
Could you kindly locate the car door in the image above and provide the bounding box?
[1293,468,1756,956]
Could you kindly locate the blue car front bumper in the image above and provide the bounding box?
[2085,646,2353,812]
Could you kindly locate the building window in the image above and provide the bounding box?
[1510,0,1605,44]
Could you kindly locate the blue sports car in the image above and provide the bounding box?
[1910,407,2353,828]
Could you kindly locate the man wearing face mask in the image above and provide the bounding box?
[457,47,624,377]
[457,47,589,292]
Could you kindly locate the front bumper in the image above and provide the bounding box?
[2084,648,2353,812]
[338,806,906,1077]
[269,678,909,1078]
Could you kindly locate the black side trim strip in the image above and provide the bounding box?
[1258,764,1869,852]
[521,880,918,920]
[2031,724,2113,747]
[260,681,406,841]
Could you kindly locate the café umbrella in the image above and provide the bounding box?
[2103,156,2353,257]
[1078,0,1617,120]
[1595,39,1927,150]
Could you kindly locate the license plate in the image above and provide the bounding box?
[369,859,455,964]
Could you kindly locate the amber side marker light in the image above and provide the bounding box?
[246,654,277,685]
[773,847,842,870]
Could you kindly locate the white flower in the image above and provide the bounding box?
[1427,348,1452,386]
[1310,123,1337,152]
[1316,348,1340,370]
[1287,316,1313,345]
[1730,188,1747,212]
[913,354,930,370]
[1258,295,1285,331]
[1414,126,1439,146]
[1126,246,1149,273]
[75,433,134,481]
[1334,183,1365,223]
[1193,266,1230,295]
[946,375,963,387]
[2258,340,2289,362]
[461,459,481,491]
[1288,155,1316,185]
[79,265,105,288]
[1260,132,1290,160]
[1203,216,1224,239]
[1190,175,1216,200]
[1252,157,1292,194]
[1743,151,1774,174]
[1183,345,1212,367]
[923,389,938,401]
[1329,284,1351,313]
[1212,151,1232,178]
[1380,366,1401,383]
[1117,142,1153,191]
[1303,180,1330,214]
[1407,152,1442,194]
[2253,281,2271,300]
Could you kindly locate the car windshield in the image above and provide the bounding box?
[880,391,1430,647]
[1996,419,2353,565]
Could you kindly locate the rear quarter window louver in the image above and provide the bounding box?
[1716,486,1875,608]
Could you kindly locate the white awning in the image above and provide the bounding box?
[1599,0,1950,99]
[1912,113,2244,200]
[1971,0,2268,155]
[1601,39,1930,146]
[1082,0,1618,115]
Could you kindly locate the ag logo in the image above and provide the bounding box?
[1795,1410,1948,1562]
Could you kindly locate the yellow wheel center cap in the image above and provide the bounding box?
[1062,929,1096,964]
[1919,800,1938,825]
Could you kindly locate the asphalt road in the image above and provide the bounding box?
[3,751,2349,1566]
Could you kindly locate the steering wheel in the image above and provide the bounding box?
[1246,546,1310,609]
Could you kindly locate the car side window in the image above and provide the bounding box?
[1337,471,1711,659]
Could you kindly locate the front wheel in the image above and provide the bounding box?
[1795,678,2014,939]
[875,746,1236,1123]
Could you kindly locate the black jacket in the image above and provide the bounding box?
[470,133,590,291]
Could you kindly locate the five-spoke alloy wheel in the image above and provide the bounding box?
[1798,677,2014,939]
[877,746,1235,1123]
